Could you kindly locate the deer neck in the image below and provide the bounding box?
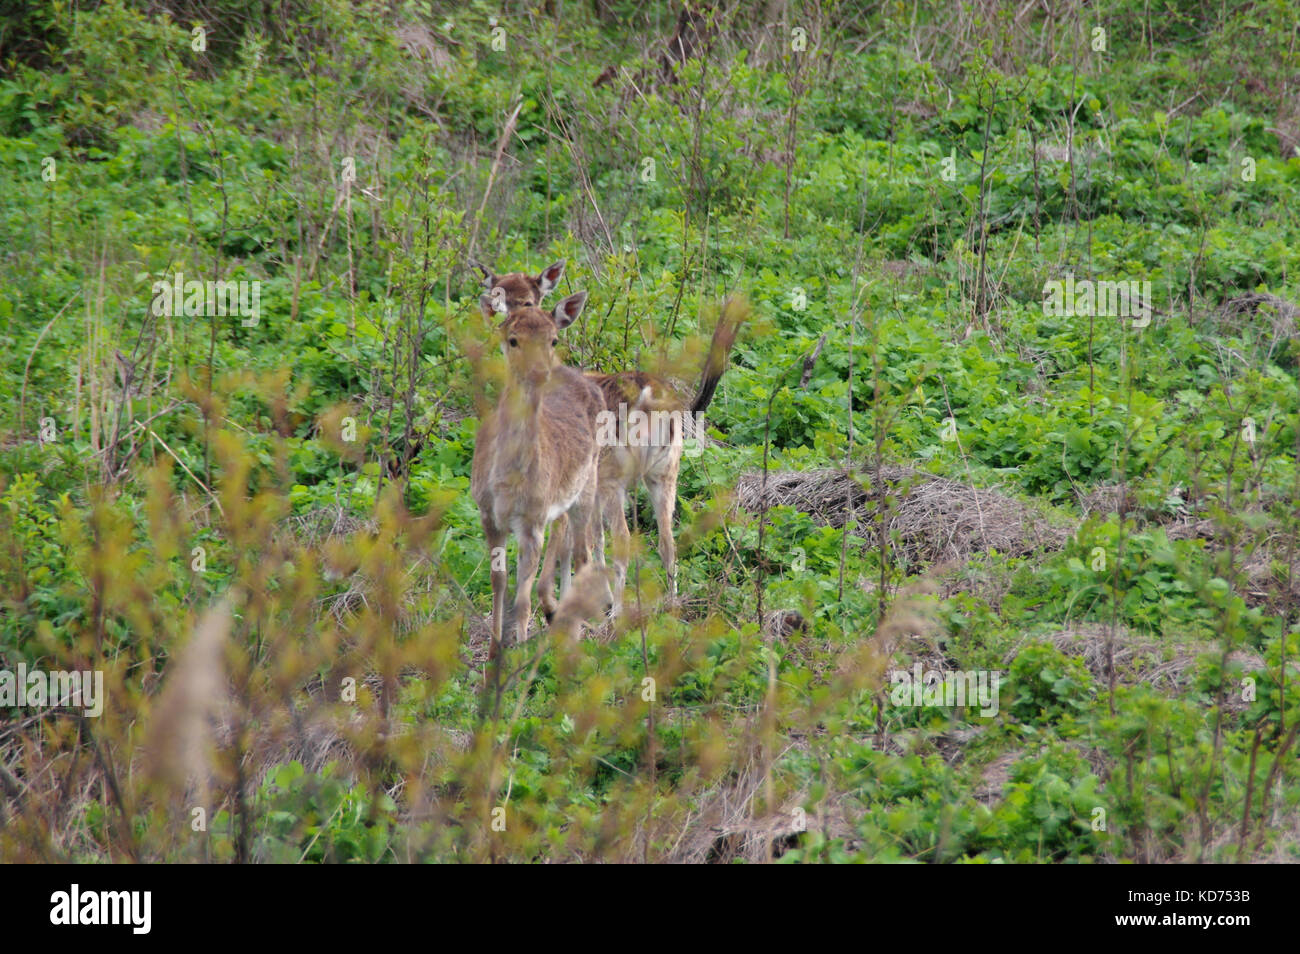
[497,377,547,466]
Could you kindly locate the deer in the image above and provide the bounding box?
[538,302,743,620]
[476,261,743,620]
[470,286,611,654]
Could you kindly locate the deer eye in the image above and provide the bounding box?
[551,338,558,347]
[508,337,518,348]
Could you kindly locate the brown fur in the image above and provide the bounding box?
[470,292,610,652]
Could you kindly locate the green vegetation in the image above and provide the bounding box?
[1,0,1298,863]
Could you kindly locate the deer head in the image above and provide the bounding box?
[476,260,567,315]
[484,291,588,390]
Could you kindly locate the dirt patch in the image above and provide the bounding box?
[974,750,1021,805]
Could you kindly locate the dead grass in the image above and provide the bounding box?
[1007,623,1278,705]
[668,758,857,863]
[1199,291,1300,366]
[735,464,1071,567]
[279,505,377,548]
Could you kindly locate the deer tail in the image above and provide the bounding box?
[689,296,748,416]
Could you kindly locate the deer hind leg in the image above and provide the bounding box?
[580,457,609,574]
[510,524,545,646]
[603,482,630,618]
[565,459,614,623]
[538,513,567,624]
[562,510,580,585]
[645,450,681,603]
[645,476,678,602]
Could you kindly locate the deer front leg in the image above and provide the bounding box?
[510,524,545,645]
[646,473,678,603]
[484,525,508,657]
[538,513,566,623]
[604,484,630,619]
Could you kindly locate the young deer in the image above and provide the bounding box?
[470,289,609,653]
[539,305,743,619]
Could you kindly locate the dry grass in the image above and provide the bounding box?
[279,505,377,548]
[667,758,857,864]
[735,464,1071,567]
[1213,292,1299,358]
[1006,623,1279,704]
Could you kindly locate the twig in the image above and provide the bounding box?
[798,333,827,389]
[466,97,524,261]
[148,428,226,519]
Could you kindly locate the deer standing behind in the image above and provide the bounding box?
[470,287,610,652]
[474,259,743,621]
[540,301,744,619]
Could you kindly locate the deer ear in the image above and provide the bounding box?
[480,290,508,318]
[552,291,587,329]
[537,260,565,297]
